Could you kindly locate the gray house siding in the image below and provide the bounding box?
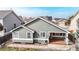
[25,18,66,44]
[3,12,21,32]
[12,27,33,43]
[11,18,68,44]
[26,19,66,33]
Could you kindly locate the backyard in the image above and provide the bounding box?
[0,46,40,51]
[0,40,76,51]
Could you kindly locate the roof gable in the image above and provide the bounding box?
[24,17,67,32]
[10,25,34,33]
[0,10,24,23]
[0,10,12,19]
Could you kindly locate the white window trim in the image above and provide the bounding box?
[40,31,46,38]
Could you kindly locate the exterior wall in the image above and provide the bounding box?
[58,21,66,27]
[26,19,66,33]
[36,38,48,44]
[12,38,33,43]
[3,12,21,32]
[69,13,79,31]
[12,28,33,43]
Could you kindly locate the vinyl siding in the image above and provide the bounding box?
[26,19,66,33]
[3,12,21,32]
[26,19,66,41]
[12,28,33,43]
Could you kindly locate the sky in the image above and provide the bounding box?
[0,7,79,18]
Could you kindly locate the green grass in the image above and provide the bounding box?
[0,47,40,51]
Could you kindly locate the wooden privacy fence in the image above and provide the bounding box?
[0,33,12,45]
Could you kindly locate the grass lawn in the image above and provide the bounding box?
[0,40,40,51]
[0,47,39,51]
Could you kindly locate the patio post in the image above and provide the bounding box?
[65,32,69,45]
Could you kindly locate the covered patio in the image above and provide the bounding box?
[49,32,66,45]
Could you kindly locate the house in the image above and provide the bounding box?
[10,17,69,45]
[66,11,79,43]
[0,10,24,37]
[51,18,68,28]
[40,16,52,21]
[56,19,67,28]
[68,11,79,33]
[0,10,24,45]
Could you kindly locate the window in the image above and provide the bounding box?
[50,33,65,37]
[27,32,31,38]
[43,32,45,37]
[4,28,6,32]
[14,24,16,28]
[63,33,65,36]
[40,32,46,37]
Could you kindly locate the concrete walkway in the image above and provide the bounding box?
[7,43,71,51]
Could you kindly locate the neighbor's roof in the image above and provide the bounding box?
[0,10,13,19]
[24,17,67,32]
[0,10,24,23]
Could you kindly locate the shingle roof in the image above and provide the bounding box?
[0,10,12,19]
[0,10,24,24]
[10,17,67,33]
[24,17,67,32]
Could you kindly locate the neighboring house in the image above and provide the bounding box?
[10,17,69,45]
[22,16,34,23]
[0,10,24,37]
[56,19,67,28]
[40,16,52,21]
[68,11,79,33]
[51,18,68,28]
